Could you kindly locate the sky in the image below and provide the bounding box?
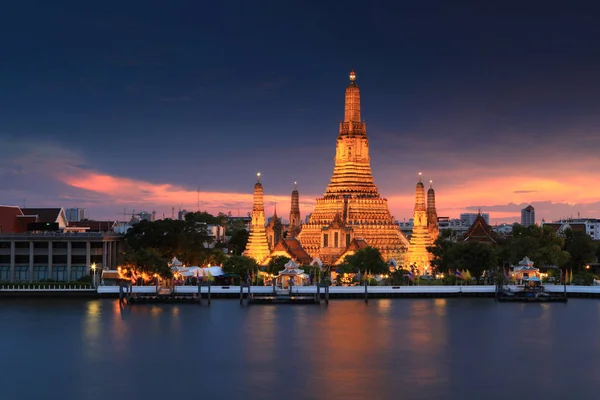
[1,1,600,224]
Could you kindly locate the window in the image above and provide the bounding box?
[33,242,48,249]
[53,242,67,249]
[0,242,10,249]
[34,255,48,264]
[0,266,9,281]
[15,242,29,249]
[90,242,103,249]
[71,266,86,281]
[323,234,329,247]
[71,242,86,249]
[334,232,339,248]
[71,255,86,264]
[15,266,29,282]
[0,255,10,263]
[33,266,48,281]
[52,255,67,264]
[346,234,351,247]
[15,255,29,264]
[52,266,67,282]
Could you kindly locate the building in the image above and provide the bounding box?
[521,205,535,227]
[405,174,433,274]
[541,219,600,240]
[178,209,189,221]
[0,206,123,282]
[460,213,490,226]
[243,173,271,264]
[65,208,85,222]
[296,71,409,264]
[288,182,301,238]
[265,205,283,250]
[463,213,497,243]
[427,180,439,241]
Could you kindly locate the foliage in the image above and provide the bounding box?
[572,271,597,286]
[124,212,221,266]
[427,232,456,274]
[338,246,388,275]
[227,229,249,256]
[447,241,496,282]
[563,229,597,271]
[267,256,290,275]
[222,255,259,280]
[502,224,569,268]
[124,247,172,279]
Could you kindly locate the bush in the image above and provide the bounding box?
[572,271,597,286]
[368,278,378,286]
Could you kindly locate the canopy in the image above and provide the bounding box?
[525,276,542,282]
[172,266,224,278]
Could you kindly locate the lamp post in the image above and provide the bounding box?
[91,263,97,287]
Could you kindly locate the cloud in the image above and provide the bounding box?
[513,190,537,194]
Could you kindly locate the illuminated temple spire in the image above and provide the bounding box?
[325,70,378,196]
[297,71,409,264]
[427,180,439,241]
[288,182,301,238]
[406,173,433,275]
[244,172,270,263]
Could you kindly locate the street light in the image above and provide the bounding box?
[91,263,97,287]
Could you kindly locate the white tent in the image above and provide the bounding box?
[172,265,224,278]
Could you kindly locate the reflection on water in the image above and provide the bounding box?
[2,299,600,400]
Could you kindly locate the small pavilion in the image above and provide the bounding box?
[511,257,541,283]
[275,259,309,288]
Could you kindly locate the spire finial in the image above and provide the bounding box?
[294,181,297,190]
[429,179,433,189]
[418,172,422,182]
[257,172,261,183]
[349,70,356,82]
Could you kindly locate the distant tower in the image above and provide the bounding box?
[266,203,283,250]
[288,182,301,238]
[427,180,439,241]
[521,205,535,227]
[406,173,433,275]
[243,173,270,264]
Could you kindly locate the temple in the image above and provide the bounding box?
[288,182,301,238]
[243,173,271,264]
[296,71,409,264]
[427,180,439,241]
[266,203,283,250]
[406,173,433,274]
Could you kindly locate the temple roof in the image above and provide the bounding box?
[271,238,312,265]
[463,214,496,243]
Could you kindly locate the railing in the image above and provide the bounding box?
[94,284,600,295]
[0,284,95,291]
[0,232,122,238]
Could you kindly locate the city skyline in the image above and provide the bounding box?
[2,2,599,224]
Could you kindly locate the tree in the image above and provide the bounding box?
[228,229,249,255]
[338,246,388,275]
[448,241,496,283]
[124,247,172,279]
[500,224,569,268]
[267,256,290,275]
[427,230,456,274]
[222,255,259,281]
[563,229,596,271]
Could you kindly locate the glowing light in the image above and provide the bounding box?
[349,70,356,81]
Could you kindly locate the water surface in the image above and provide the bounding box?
[1,298,599,399]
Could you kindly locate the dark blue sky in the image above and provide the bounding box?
[2,1,600,222]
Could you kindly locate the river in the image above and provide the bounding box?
[1,298,599,399]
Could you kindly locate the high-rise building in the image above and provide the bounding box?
[521,205,535,227]
[296,71,409,264]
[406,174,433,274]
[65,208,85,222]
[243,173,270,264]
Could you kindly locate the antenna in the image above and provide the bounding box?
[172,207,175,219]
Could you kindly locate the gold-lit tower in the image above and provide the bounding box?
[243,172,270,264]
[406,173,433,274]
[427,180,439,242]
[297,71,409,264]
[288,182,301,238]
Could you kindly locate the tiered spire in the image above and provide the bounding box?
[288,182,301,238]
[243,172,270,263]
[406,172,433,275]
[297,71,409,264]
[427,180,439,241]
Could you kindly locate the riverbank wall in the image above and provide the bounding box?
[2,284,600,299]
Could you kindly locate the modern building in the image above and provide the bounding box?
[521,205,535,227]
[65,208,85,222]
[0,206,123,282]
[541,219,600,240]
[460,213,490,227]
